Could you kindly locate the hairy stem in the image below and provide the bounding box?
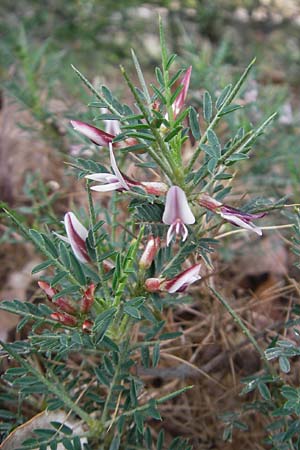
[120,65,179,182]
[86,181,110,303]
[187,58,257,173]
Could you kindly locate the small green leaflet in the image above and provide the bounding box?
[203,91,213,123]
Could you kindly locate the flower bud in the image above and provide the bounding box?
[103,259,115,272]
[172,66,192,118]
[141,182,168,196]
[80,284,95,313]
[51,312,77,326]
[39,281,77,314]
[151,100,160,113]
[70,120,114,146]
[139,236,160,270]
[46,180,60,192]
[38,281,57,300]
[82,319,93,333]
[64,212,90,263]
[198,194,222,211]
[145,278,162,292]
[54,297,77,315]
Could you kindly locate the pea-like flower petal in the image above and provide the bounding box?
[54,212,90,263]
[220,206,265,236]
[163,264,201,293]
[70,120,114,146]
[145,264,201,294]
[173,66,192,118]
[100,108,121,136]
[199,194,266,235]
[163,186,195,246]
[64,212,90,263]
[85,143,129,192]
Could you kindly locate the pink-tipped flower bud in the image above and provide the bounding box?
[82,319,94,333]
[70,120,114,147]
[80,284,95,313]
[54,297,77,315]
[51,312,77,326]
[103,259,115,272]
[145,278,162,292]
[64,212,90,263]
[198,194,222,211]
[141,182,168,196]
[139,236,160,270]
[39,280,77,314]
[38,281,57,300]
[172,66,192,118]
[152,100,160,112]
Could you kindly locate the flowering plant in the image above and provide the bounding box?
[0,19,285,450]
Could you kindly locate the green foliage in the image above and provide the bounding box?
[1,13,298,450]
[292,210,300,269]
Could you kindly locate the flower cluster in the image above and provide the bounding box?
[56,64,268,311]
[38,281,95,331]
[68,68,198,250]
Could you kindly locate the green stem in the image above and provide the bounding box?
[188,112,277,193]
[122,189,163,204]
[101,356,121,426]
[111,192,118,243]
[0,302,74,329]
[187,110,223,174]
[105,385,193,428]
[219,112,277,166]
[101,332,132,426]
[159,16,174,128]
[209,287,274,373]
[159,17,185,182]
[113,227,144,307]
[86,181,110,302]
[120,65,178,182]
[160,239,191,276]
[187,58,257,173]
[72,64,174,180]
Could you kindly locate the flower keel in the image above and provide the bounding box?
[54,212,90,263]
[145,264,201,294]
[70,120,114,146]
[199,194,266,236]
